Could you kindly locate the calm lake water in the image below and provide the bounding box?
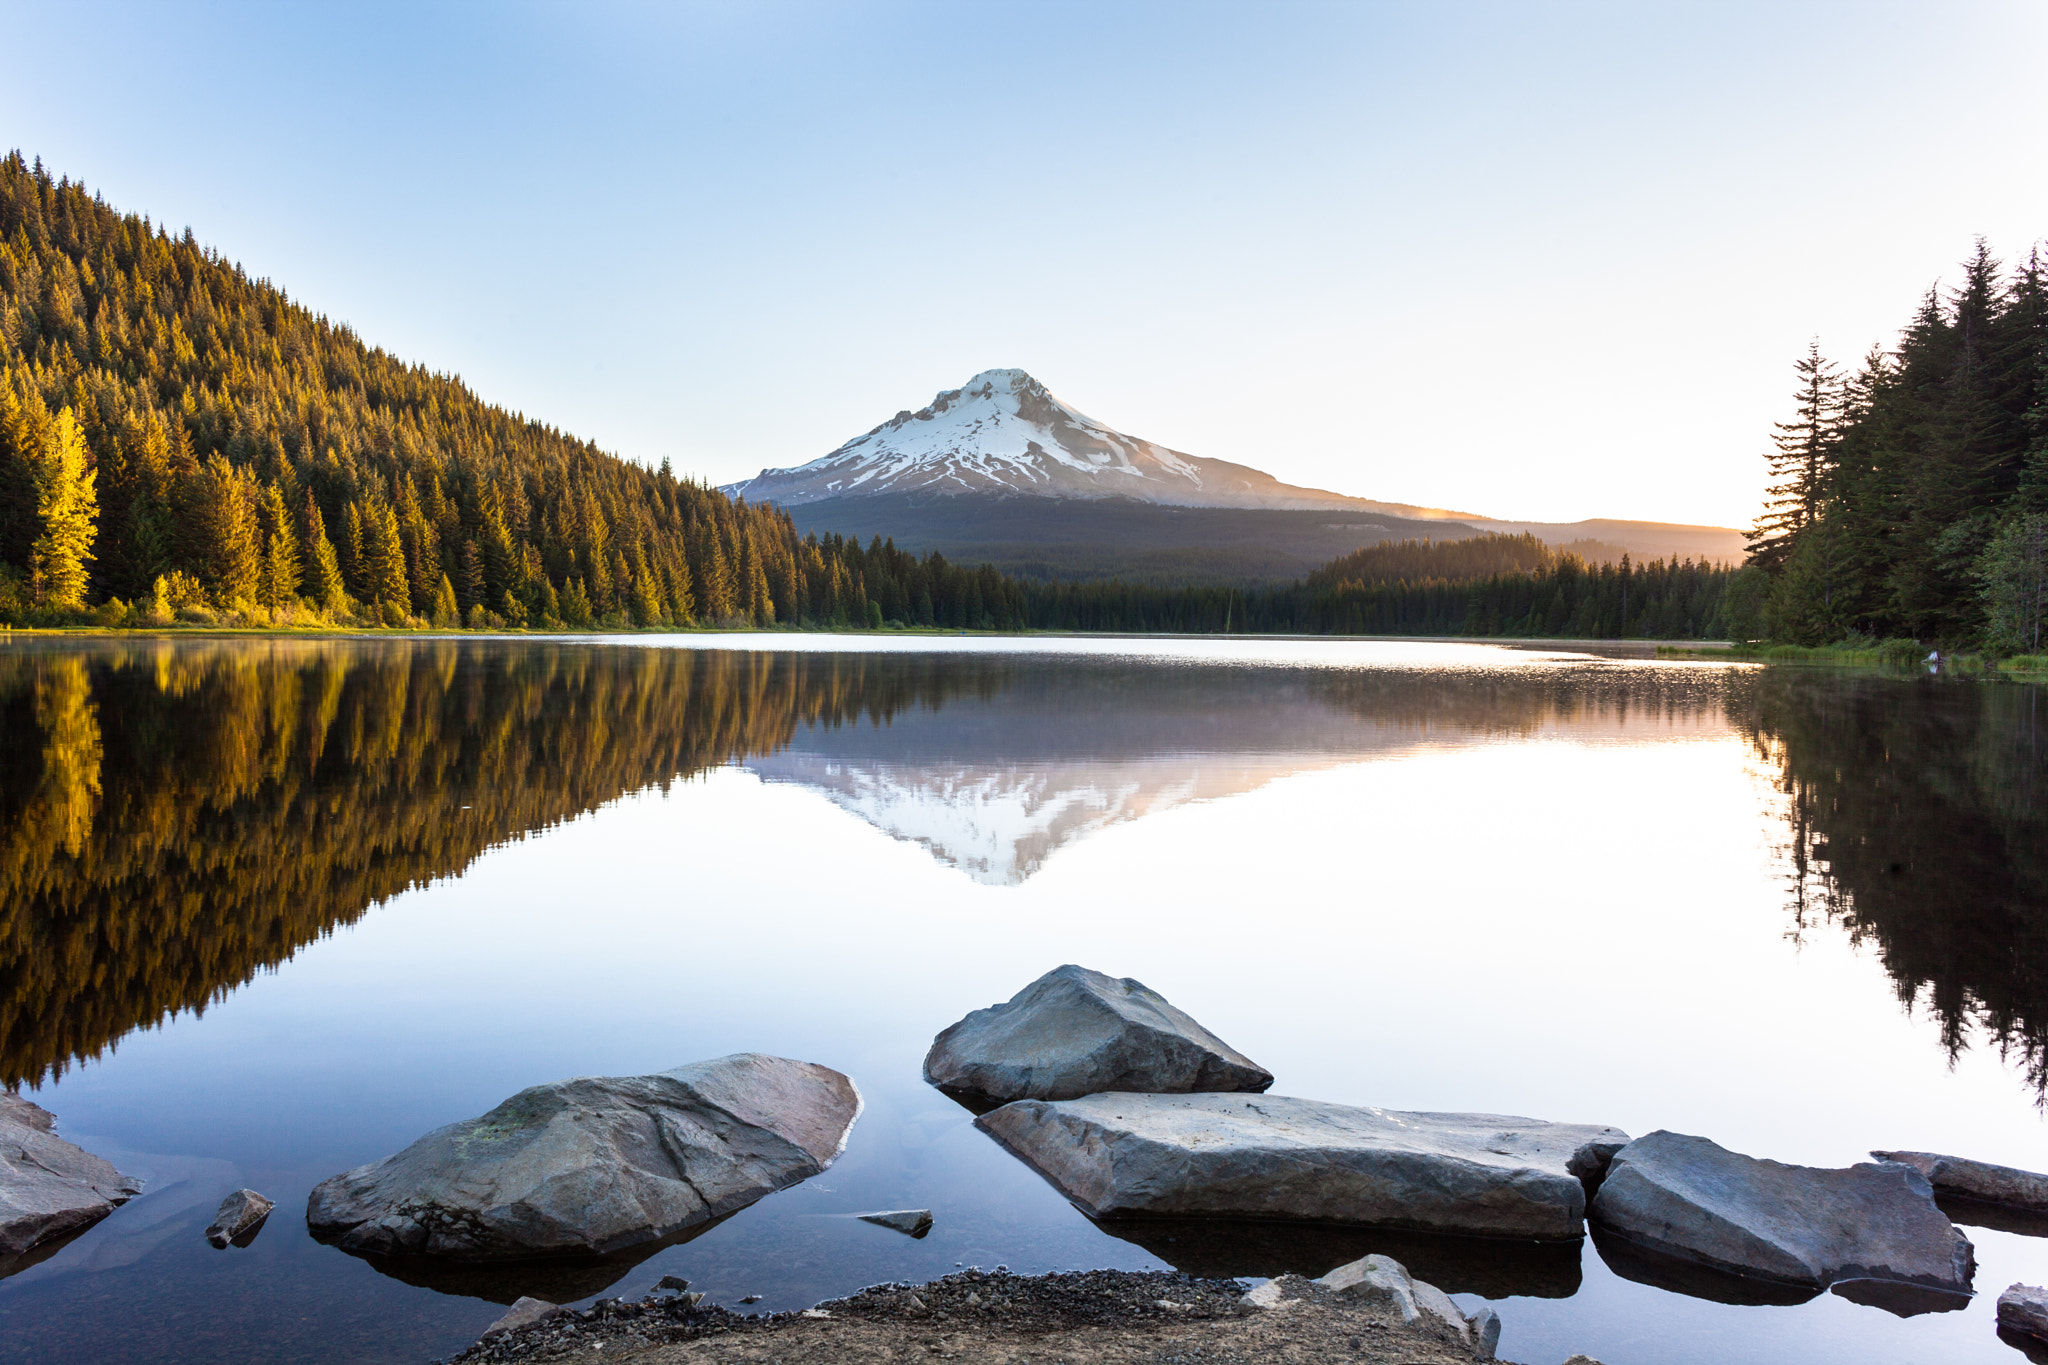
[2,634,2045,1364]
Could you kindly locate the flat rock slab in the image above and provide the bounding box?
[206,1188,275,1249]
[976,1092,1628,1240]
[1,1093,142,1273]
[1592,1131,1974,1294]
[924,965,1272,1107]
[307,1053,859,1261]
[1873,1150,2048,1215]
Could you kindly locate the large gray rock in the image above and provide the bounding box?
[976,1091,1628,1239]
[307,1053,860,1261]
[1873,1150,2048,1215]
[925,965,1272,1107]
[1,1093,142,1274]
[1591,1131,1974,1294]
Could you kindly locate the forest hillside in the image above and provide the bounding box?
[0,153,1013,632]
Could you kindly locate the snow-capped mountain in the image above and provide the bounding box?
[723,367,1391,511]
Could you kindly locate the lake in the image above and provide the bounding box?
[1,634,2044,1365]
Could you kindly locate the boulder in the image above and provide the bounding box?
[975,1091,1628,1240]
[1317,1253,1501,1359]
[1,1093,142,1273]
[858,1208,933,1237]
[924,965,1272,1107]
[307,1053,860,1261]
[1872,1150,2048,1215]
[1591,1131,1974,1294]
[2000,1283,2048,1343]
[204,1188,275,1249]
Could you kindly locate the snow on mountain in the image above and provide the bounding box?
[723,367,1381,511]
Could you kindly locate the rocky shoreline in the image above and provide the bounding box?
[435,1267,1530,1365]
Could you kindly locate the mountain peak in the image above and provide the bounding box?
[724,369,1368,512]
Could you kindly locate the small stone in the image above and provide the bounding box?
[1241,1279,1297,1310]
[203,1188,275,1249]
[966,1291,982,1306]
[739,1294,762,1304]
[1561,1358,1607,1365]
[482,1297,562,1339]
[655,1275,691,1292]
[801,1308,832,1318]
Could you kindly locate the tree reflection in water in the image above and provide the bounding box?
[0,639,979,1089]
[1734,671,2048,1099]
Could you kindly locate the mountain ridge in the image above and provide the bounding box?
[723,368,1743,579]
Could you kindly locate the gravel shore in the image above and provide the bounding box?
[436,1267,1527,1365]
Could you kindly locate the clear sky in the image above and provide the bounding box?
[3,1,2043,528]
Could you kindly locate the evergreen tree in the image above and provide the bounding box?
[27,408,98,609]
[1748,342,1843,571]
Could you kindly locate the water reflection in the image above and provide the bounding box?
[747,663,1734,885]
[0,639,971,1088]
[1732,672,2048,1100]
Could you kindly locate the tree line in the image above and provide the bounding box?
[1737,237,2048,652]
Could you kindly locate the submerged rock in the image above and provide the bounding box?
[1,1093,143,1275]
[1591,1131,1974,1294]
[205,1188,275,1249]
[306,1053,860,1262]
[1316,1253,1501,1359]
[924,965,1272,1108]
[1873,1150,2048,1216]
[976,1092,1627,1240]
[858,1208,933,1237]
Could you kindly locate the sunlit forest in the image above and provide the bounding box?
[1738,238,2048,652]
[0,154,1027,634]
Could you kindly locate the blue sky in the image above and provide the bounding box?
[3,0,2044,526]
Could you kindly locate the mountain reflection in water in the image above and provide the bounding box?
[3,638,2044,1115]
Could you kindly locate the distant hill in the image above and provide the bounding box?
[733,368,1744,584]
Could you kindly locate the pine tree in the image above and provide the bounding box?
[362,500,409,610]
[259,484,300,609]
[27,408,98,609]
[301,493,346,610]
[1748,342,1844,571]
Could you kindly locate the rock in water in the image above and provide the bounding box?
[858,1208,933,1237]
[1591,1131,1974,1294]
[307,1053,860,1261]
[205,1188,275,1248]
[1999,1283,2048,1343]
[923,965,1272,1106]
[1,1093,142,1272]
[976,1092,1627,1239]
[1872,1150,2048,1215]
